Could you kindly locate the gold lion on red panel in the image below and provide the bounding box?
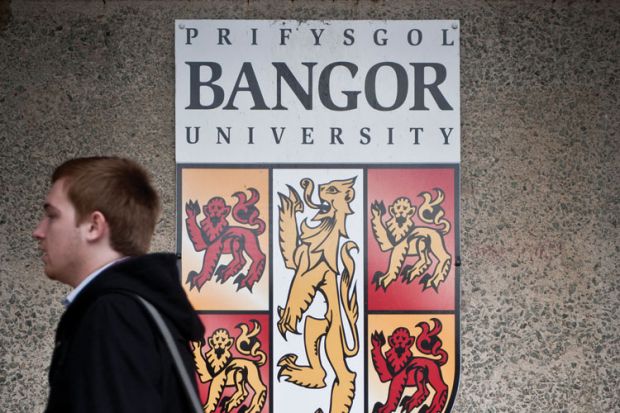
[370,189,452,292]
[191,321,267,413]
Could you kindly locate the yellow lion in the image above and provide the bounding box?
[277,177,359,413]
[370,189,452,291]
[191,320,267,413]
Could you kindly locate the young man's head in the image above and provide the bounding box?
[33,157,160,286]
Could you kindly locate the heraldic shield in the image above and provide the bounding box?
[179,165,460,413]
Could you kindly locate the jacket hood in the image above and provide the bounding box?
[76,253,204,341]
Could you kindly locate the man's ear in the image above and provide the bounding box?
[82,211,109,242]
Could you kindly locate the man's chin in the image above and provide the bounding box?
[44,267,75,287]
[43,265,57,281]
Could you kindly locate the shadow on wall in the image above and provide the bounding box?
[0,0,11,32]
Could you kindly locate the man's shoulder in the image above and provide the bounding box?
[66,292,151,333]
[71,292,161,345]
[85,292,148,319]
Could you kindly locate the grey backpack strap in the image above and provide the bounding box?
[133,294,203,413]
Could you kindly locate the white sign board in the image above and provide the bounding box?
[176,20,459,164]
[176,20,460,413]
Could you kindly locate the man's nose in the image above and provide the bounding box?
[33,220,45,239]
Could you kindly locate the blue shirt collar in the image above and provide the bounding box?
[63,257,127,307]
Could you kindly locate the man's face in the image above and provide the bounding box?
[32,178,86,287]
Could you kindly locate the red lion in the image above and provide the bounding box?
[185,188,266,292]
[371,319,449,413]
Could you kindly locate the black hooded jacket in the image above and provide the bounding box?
[45,253,204,413]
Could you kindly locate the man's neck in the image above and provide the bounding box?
[64,255,128,306]
[70,249,124,288]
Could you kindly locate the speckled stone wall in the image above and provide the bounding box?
[0,1,617,412]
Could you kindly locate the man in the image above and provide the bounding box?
[33,156,204,412]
